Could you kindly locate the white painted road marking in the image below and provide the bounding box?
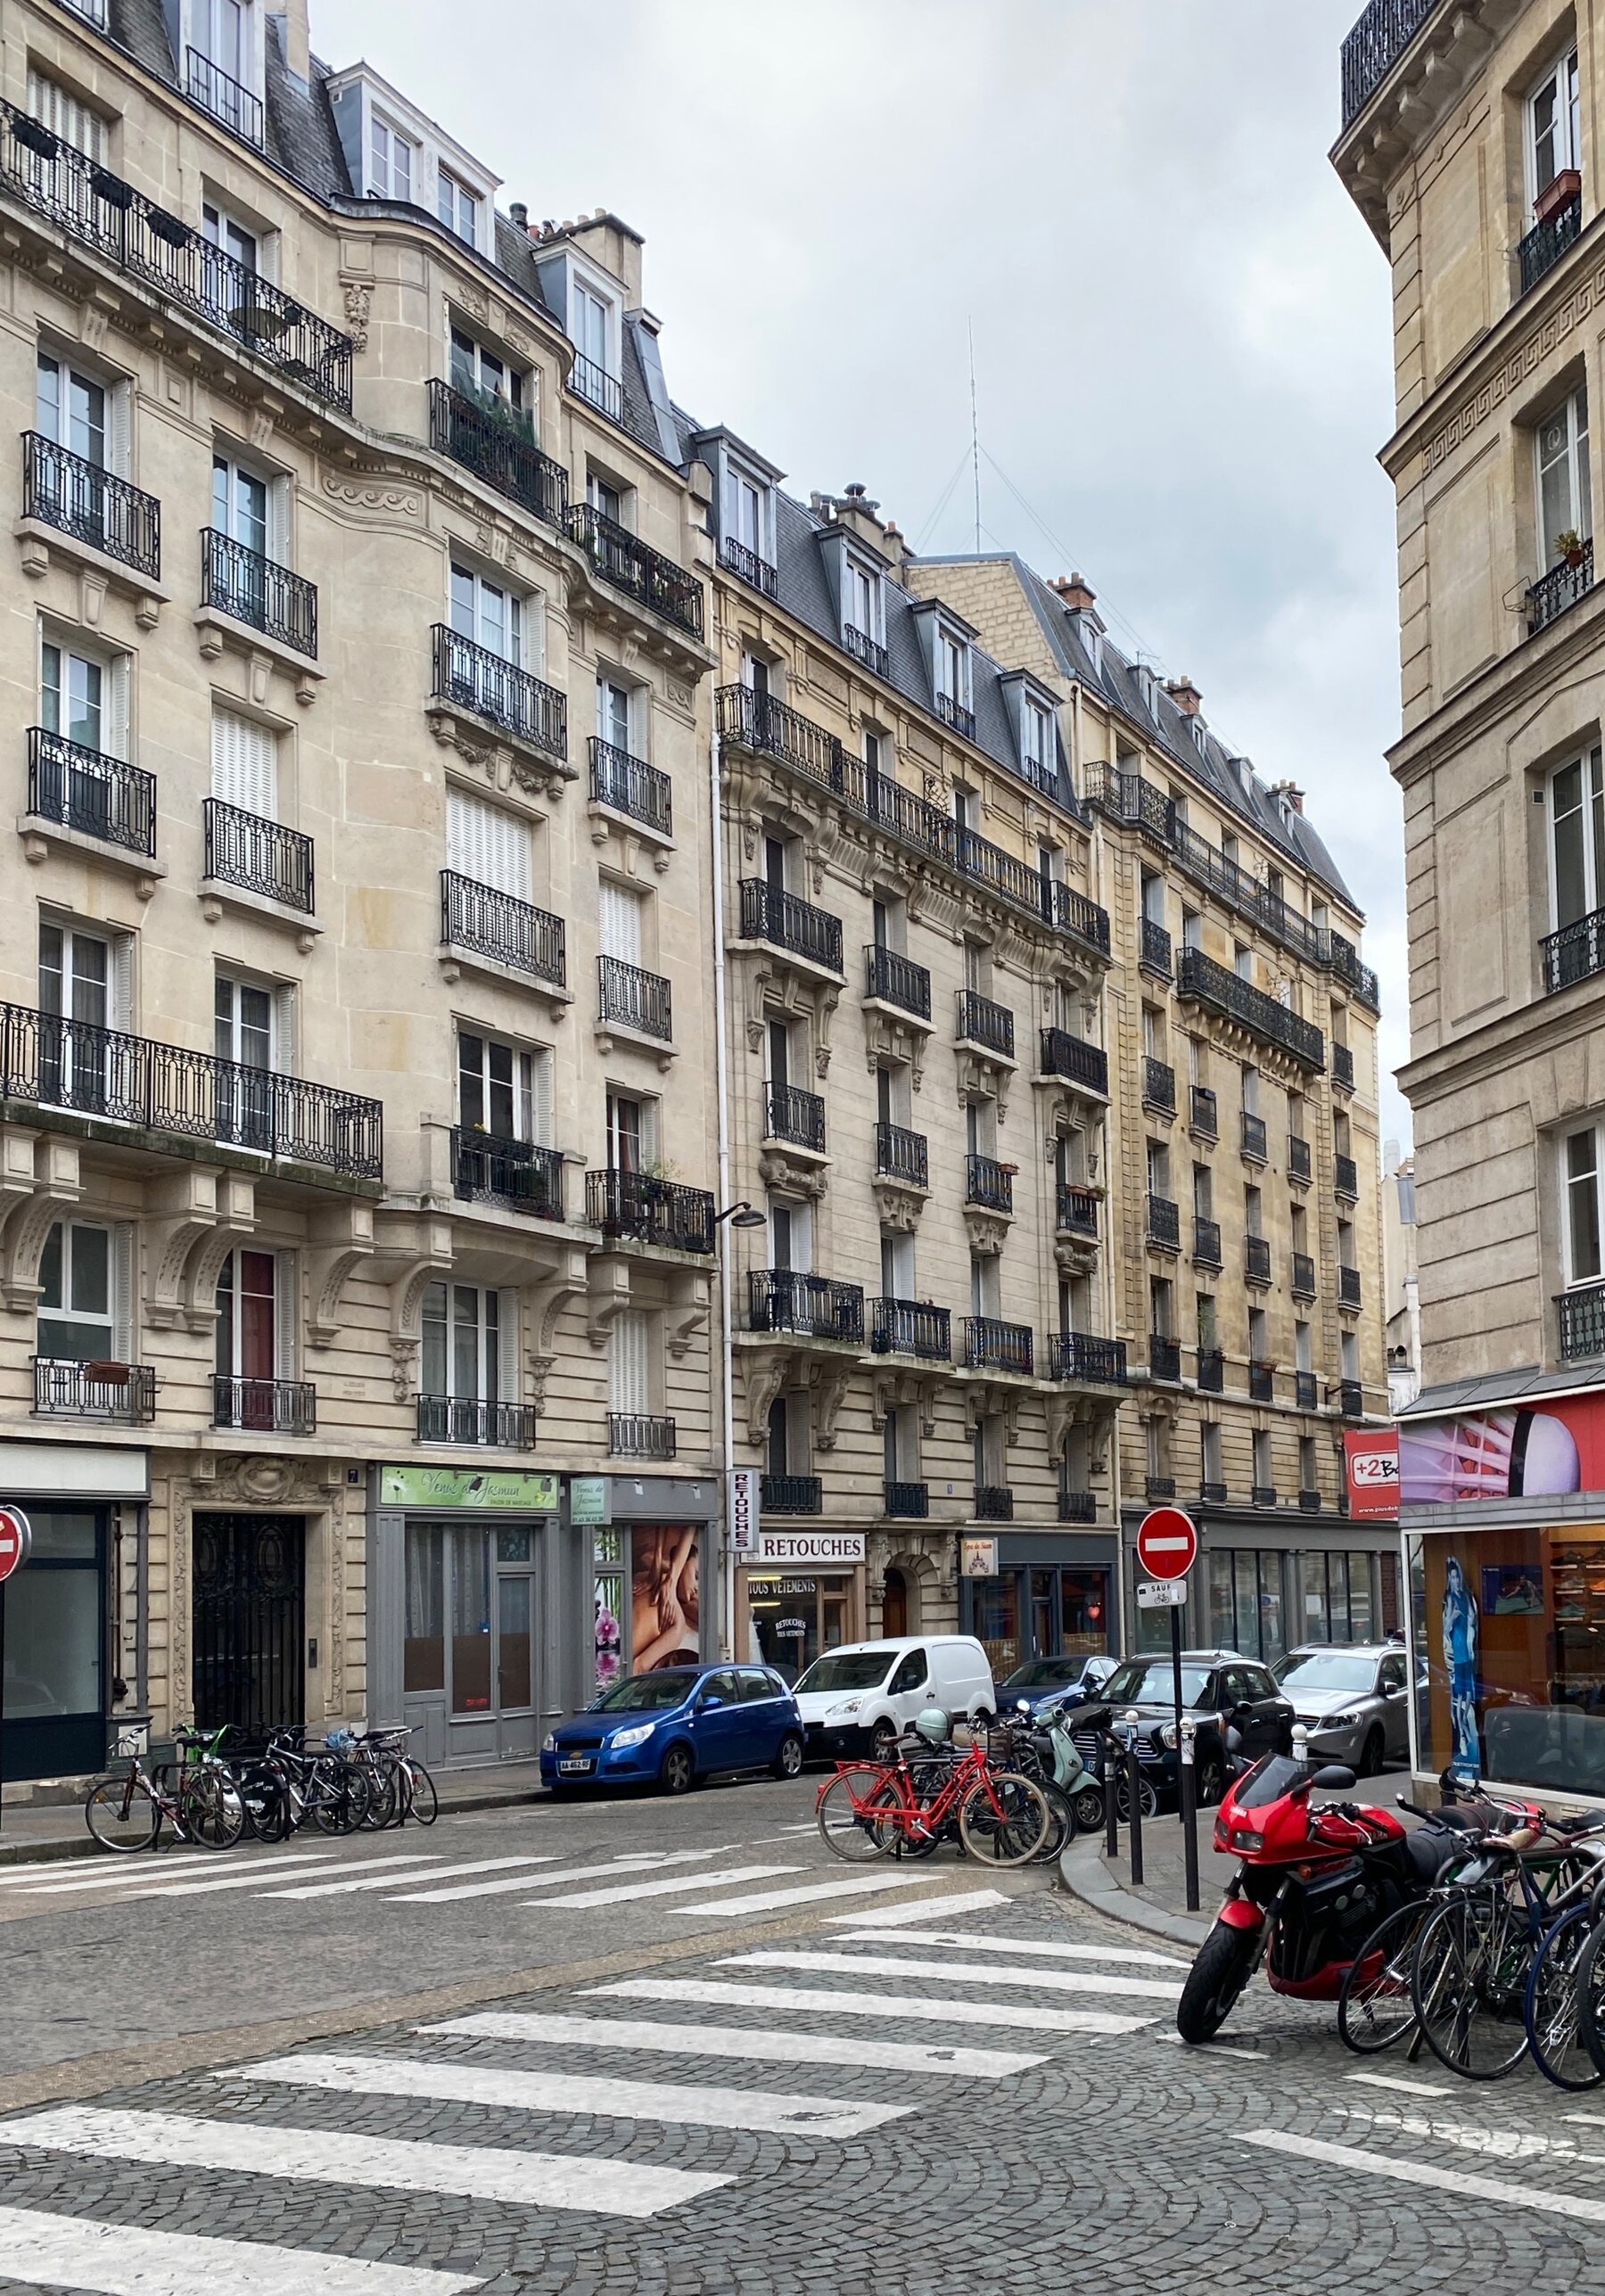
[1154,2033,1265,2060]
[393,1849,715,1905]
[0,2205,482,2295]
[14,1855,338,1902]
[226,2051,911,2138]
[1245,2127,1605,2228]
[588,1976,1152,2036]
[1346,2072,1452,2098]
[533,1864,802,1908]
[835,1929,1187,1968]
[827,1889,1009,1926]
[256,1855,447,1899]
[15,1851,267,1896]
[724,1948,1183,2002]
[680,1872,936,1915]
[7,2105,730,2220]
[259,1856,554,1899]
[1335,2103,1605,2169]
[422,2011,1044,2079]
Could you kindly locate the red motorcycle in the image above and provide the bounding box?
[1175,1747,1511,2044]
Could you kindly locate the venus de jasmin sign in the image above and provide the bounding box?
[755,1531,866,1565]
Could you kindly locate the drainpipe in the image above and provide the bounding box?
[710,702,737,1663]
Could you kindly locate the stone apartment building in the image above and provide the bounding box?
[1337,0,1605,1793]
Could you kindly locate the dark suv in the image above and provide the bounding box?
[1100,1649,1294,1806]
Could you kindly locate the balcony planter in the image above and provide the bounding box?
[12,115,59,158]
[89,166,135,210]
[146,209,194,249]
[1535,168,1582,226]
[1556,528,1589,570]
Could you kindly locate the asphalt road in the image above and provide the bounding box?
[3,1779,1605,2293]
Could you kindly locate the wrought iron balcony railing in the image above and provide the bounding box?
[212,1375,317,1434]
[451,1129,564,1220]
[1246,1234,1272,1284]
[1333,1043,1356,1090]
[428,379,566,528]
[1176,947,1325,1072]
[875,1122,928,1189]
[1288,1133,1312,1181]
[416,1395,536,1449]
[202,530,317,658]
[1559,1281,1605,1361]
[1519,187,1583,297]
[566,503,704,640]
[1200,1479,1228,1505]
[885,1481,929,1518]
[185,46,263,144]
[0,999,381,1174]
[1335,1154,1359,1200]
[1042,876,1112,955]
[1193,1215,1222,1270]
[974,1485,1014,1521]
[965,1155,1014,1214]
[34,1355,154,1422]
[1189,1084,1218,1140]
[1338,1378,1364,1420]
[957,990,1014,1058]
[28,728,155,858]
[204,799,313,914]
[1149,1335,1181,1383]
[1058,1487,1097,1523]
[738,879,843,973]
[609,1412,677,1460]
[598,955,672,1041]
[748,1269,864,1344]
[585,1167,715,1254]
[1197,1347,1224,1394]
[1528,543,1594,636]
[1143,1057,1176,1115]
[720,535,778,598]
[761,1474,822,1514]
[1340,0,1442,128]
[1296,1370,1318,1411]
[1146,1475,1176,1501]
[872,1298,951,1362]
[1147,1193,1180,1249]
[1058,1187,1099,1238]
[718,682,846,786]
[569,352,623,422]
[965,1317,1033,1375]
[843,623,889,679]
[588,737,671,835]
[1240,1110,1267,1161]
[1140,917,1173,977]
[440,870,566,989]
[865,942,932,1019]
[432,626,567,759]
[1249,1360,1275,1404]
[23,432,160,578]
[1253,1484,1278,1509]
[1299,1488,1322,1514]
[1543,904,1605,992]
[1338,1264,1362,1308]
[1038,1029,1107,1095]
[934,691,975,740]
[1292,1252,1316,1298]
[1324,931,1381,1012]
[766,1082,826,1152]
[1050,1331,1127,1386]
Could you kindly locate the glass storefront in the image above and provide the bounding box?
[402,1519,538,1757]
[745,1574,853,1681]
[964,1563,1112,1679]
[1194,1545,1379,1664]
[2,1507,106,1781]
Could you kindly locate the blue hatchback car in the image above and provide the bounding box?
[540,1662,805,1797]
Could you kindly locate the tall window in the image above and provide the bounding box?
[423,1281,500,1400]
[845,560,881,644]
[195,0,246,77]
[1564,1123,1604,1285]
[605,1088,646,1172]
[449,328,523,413]
[211,706,276,819]
[1536,389,1591,568]
[572,282,613,398]
[215,1247,279,1382]
[370,113,415,202]
[458,1030,548,1144]
[1022,697,1054,784]
[446,787,531,901]
[27,70,107,160]
[1528,48,1581,205]
[202,202,257,272]
[608,1309,651,1420]
[1551,748,1604,931]
[437,169,480,246]
[726,465,766,557]
[38,1221,115,1361]
[596,675,632,755]
[598,879,644,967]
[450,564,522,662]
[37,353,108,468]
[212,453,269,556]
[42,642,105,754]
[40,921,110,1030]
[935,626,967,708]
[1201,1420,1222,1489]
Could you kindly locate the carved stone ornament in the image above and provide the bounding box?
[202,1453,342,1507]
[963,1208,1010,1257]
[871,1180,925,1233]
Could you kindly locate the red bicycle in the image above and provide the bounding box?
[815,1731,1049,1866]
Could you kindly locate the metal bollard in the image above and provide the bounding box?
[1179,1711,1200,1913]
[1124,1707,1144,1888]
[1102,1729,1119,1858]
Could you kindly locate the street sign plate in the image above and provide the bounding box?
[1136,1577,1189,1609]
[0,1506,30,1584]
[1135,1506,1198,1581]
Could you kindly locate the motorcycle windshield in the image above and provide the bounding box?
[1231,1753,1316,1808]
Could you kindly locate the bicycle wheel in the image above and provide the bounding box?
[1033,1782,1074,1863]
[359,1761,400,1830]
[959,1772,1050,1866]
[817,1768,902,1862]
[1338,1899,1431,2054]
[1412,1887,1533,2078]
[403,1758,438,1826]
[309,1756,359,1835]
[84,1772,160,1853]
[1576,1915,1605,2078]
[232,1760,289,1843]
[179,1766,245,1850]
[1527,1905,1605,2091]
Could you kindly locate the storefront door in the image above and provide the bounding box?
[968,1564,1113,1676]
[403,1520,538,1764]
[1,1506,106,1780]
[192,1513,304,1738]
[746,1574,852,1683]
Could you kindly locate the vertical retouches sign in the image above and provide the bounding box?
[728,1468,760,1556]
[1344,1428,1400,1520]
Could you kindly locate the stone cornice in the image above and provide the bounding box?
[1397,967,1605,1100]
[1387,578,1605,788]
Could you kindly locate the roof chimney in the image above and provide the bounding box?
[1272,779,1305,816]
[508,202,528,229]
[830,481,893,556]
[1051,572,1097,613]
[1165,675,1203,718]
[268,0,309,82]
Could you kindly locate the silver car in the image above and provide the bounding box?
[1271,1643,1413,1773]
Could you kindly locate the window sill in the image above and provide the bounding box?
[194,608,323,704]
[200,876,322,951]
[19,813,165,899]
[439,942,574,1015]
[15,517,169,625]
[728,931,844,990]
[586,798,674,865]
[594,1017,677,1072]
[862,990,934,1034]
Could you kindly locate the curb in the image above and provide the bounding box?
[1058,1827,1213,1949]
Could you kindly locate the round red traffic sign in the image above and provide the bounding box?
[0,1505,30,1584]
[1135,1506,1198,1582]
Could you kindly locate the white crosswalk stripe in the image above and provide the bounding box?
[12,1850,269,1897]
[722,1947,1184,2002]
[531,1863,802,1908]
[0,2205,482,2294]
[826,1888,1009,1926]
[679,1872,940,1915]
[391,1848,720,1905]
[835,1928,1187,1968]
[258,1855,554,1899]
[252,1854,447,1899]
[588,1975,1152,2035]
[422,2010,1044,2079]
[88,1856,344,1902]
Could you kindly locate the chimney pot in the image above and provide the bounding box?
[1165,675,1203,717]
[1050,572,1098,613]
[1272,779,1305,815]
[508,202,528,227]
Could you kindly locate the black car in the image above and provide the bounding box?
[997,1653,1117,1716]
[1099,1649,1295,1806]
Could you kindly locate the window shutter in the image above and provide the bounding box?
[29,71,106,160]
[529,1046,555,1148]
[598,881,642,964]
[110,934,134,1033]
[274,1252,298,1382]
[268,477,291,568]
[272,983,296,1074]
[109,382,132,481]
[609,1310,649,1415]
[106,656,130,764]
[111,1222,136,1361]
[446,788,530,899]
[211,708,277,818]
[497,1289,520,1402]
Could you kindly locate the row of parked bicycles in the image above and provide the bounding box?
[83,1723,439,1853]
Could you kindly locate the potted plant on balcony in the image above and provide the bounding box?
[88,165,134,211]
[1535,167,1583,226]
[1555,528,1589,570]
[146,206,193,250]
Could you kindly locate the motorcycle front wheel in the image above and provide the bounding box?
[1176,1919,1259,2044]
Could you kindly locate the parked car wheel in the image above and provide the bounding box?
[658,1742,696,1796]
[1195,1753,1225,1807]
[871,1720,899,1760]
[1361,1726,1386,1777]
[771,1730,805,1781]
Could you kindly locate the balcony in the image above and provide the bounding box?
[23,433,160,580]
[1543,905,1605,992]
[873,1299,951,1362]
[1189,1084,1218,1140]
[1197,1347,1224,1394]
[965,1155,1014,1214]
[570,354,623,423]
[1332,1043,1355,1090]
[1246,1234,1272,1286]
[1324,932,1381,1014]
[440,871,566,991]
[202,531,317,658]
[1146,1194,1180,1250]
[766,1082,826,1153]
[761,1474,821,1515]
[1050,1331,1127,1386]
[1042,878,1112,956]
[1299,1489,1322,1514]
[718,683,847,788]
[865,943,932,1021]
[1193,1215,1222,1271]
[1176,947,1324,1073]
[748,1269,865,1344]
[720,536,778,599]
[1140,917,1172,978]
[1288,1133,1312,1182]
[432,627,567,761]
[28,729,155,859]
[1531,544,1598,636]
[1253,1485,1278,1510]
[1338,1264,1362,1308]
[965,1317,1033,1376]
[586,1168,715,1254]
[0,1000,382,1176]
[185,46,263,144]
[1142,1057,1176,1116]
[1291,1252,1316,1299]
[34,1356,154,1422]
[1145,1475,1176,1502]
[1338,1379,1364,1420]
[451,1130,563,1221]
[738,880,843,975]
[1200,1479,1228,1505]
[1560,1281,1605,1361]
[1058,1187,1099,1239]
[212,1375,317,1435]
[974,1485,1015,1522]
[1240,1110,1267,1162]
[204,799,313,916]
[843,623,889,679]
[1087,763,1176,845]
[1519,184,1583,298]
[1340,0,1442,128]
[1296,1370,1318,1411]
[1059,1487,1097,1524]
[1149,1335,1181,1384]
[885,1482,929,1519]
[1038,1029,1107,1095]
[428,380,566,529]
[957,990,1014,1060]
[598,956,671,1043]
[565,503,704,642]
[875,1123,928,1189]
[934,691,975,741]
[0,109,353,408]
[1335,1154,1359,1201]
[588,737,672,837]
[609,1412,677,1460]
[1249,1360,1275,1404]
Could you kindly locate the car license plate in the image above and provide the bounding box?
[558,1757,594,1773]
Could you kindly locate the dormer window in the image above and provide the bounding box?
[570,277,621,421]
[326,69,501,260]
[721,461,777,597]
[1020,695,1056,792]
[843,558,886,678]
[371,113,416,202]
[934,624,974,739]
[438,169,481,248]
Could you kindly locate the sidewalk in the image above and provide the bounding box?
[0,1757,551,1867]
[1058,1811,1225,1948]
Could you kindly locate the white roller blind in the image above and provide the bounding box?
[110,934,134,1033]
[598,880,643,964]
[446,788,531,899]
[109,382,132,481]
[28,70,107,160]
[609,1311,649,1414]
[271,983,297,1074]
[105,657,130,764]
[274,1252,298,1382]
[211,708,277,819]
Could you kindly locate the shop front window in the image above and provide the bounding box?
[1060,1570,1110,1654]
[3,1512,103,1766]
[400,1518,537,1725]
[972,1572,1021,1677]
[745,1573,852,1682]
[404,1525,444,1693]
[451,1526,492,1713]
[1206,1550,1288,1665]
[595,1528,623,1691]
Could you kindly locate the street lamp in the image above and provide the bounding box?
[714,1202,767,1231]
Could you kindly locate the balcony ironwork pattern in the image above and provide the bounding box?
[885,1482,929,1518]
[761,1474,821,1514]
[1176,947,1324,1071]
[1193,1215,1222,1270]
[204,799,313,914]
[1246,1234,1272,1283]
[23,432,160,578]
[565,503,704,640]
[1149,1335,1181,1383]
[1146,1476,1176,1502]
[212,1375,316,1434]
[964,1317,1033,1375]
[1189,1084,1218,1140]
[34,1356,154,1421]
[585,1168,715,1254]
[416,1396,536,1448]
[974,1485,1014,1522]
[428,379,566,528]
[1143,1057,1176,1115]
[609,1412,677,1460]
[1292,1253,1316,1299]
[1249,1360,1275,1403]
[866,943,932,1020]
[1338,1264,1362,1308]
[1140,917,1173,977]
[1253,1485,1278,1509]
[28,728,154,858]
[1240,1110,1268,1160]
[748,1269,864,1344]
[1333,1043,1356,1090]
[0,999,381,1174]
[872,1298,951,1361]
[451,1129,563,1220]
[1296,1370,1318,1411]
[1519,188,1583,297]
[1147,1194,1180,1249]
[1559,1281,1605,1361]
[739,879,842,973]
[570,353,622,422]
[1335,1155,1359,1200]
[440,870,566,989]
[1340,0,1443,127]
[1200,1479,1228,1505]
[720,536,778,597]
[202,530,317,657]
[598,956,671,1042]
[1197,1347,1224,1394]
[843,623,889,679]
[1300,1489,1322,1514]
[766,1082,826,1152]
[875,1123,927,1189]
[1039,1029,1107,1094]
[588,737,671,836]
[965,1155,1013,1214]
[1543,905,1605,992]
[432,626,567,759]
[1050,1331,1127,1385]
[1528,543,1594,635]
[1058,1487,1097,1524]
[185,46,264,144]
[1338,1378,1364,1420]
[957,990,1014,1058]
[1288,1133,1312,1181]
[934,691,975,740]
[1058,1187,1098,1238]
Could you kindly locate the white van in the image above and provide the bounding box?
[792,1636,996,1760]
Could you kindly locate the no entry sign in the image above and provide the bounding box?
[0,1506,29,1584]
[1135,1506,1198,1582]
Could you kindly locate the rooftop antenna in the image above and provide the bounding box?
[968,320,982,554]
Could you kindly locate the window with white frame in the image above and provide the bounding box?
[586,467,624,526]
[38,1219,129,1363]
[596,675,633,758]
[571,278,617,401]
[1527,48,1581,207]
[26,70,107,161]
[449,326,525,416]
[449,563,523,664]
[216,967,289,1074]
[1021,695,1054,785]
[212,450,271,558]
[37,350,128,479]
[202,200,258,273]
[370,111,415,202]
[598,878,645,967]
[605,1087,653,1172]
[768,1197,812,1273]
[1536,389,1592,569]
[43,637,127,761]
[215,1246,293,1385]
[457,1028,551,1145]
[608,1308,654,1420]
[1563,1123,1604,1286]
[437,167,480,247]
[423,1280,504,1401]
[40,918,124,1031]
[935,624,970,713]
[1550,747,1605,934]
[210,706,277,820]
[446,786,532,901]
[844,558,882,646]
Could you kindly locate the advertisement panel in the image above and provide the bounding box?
[630,1525,700,1672]
[1344,1428,1400,1519]
[1397,1391,1605,1506]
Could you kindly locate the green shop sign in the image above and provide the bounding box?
[380,1465,558,1511]
[569,1477,609,1525]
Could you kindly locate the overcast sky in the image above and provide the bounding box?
[313,0,1409,1147]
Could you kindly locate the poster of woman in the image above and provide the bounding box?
[1443,1555,1480,1780]
[630,1525,701,1671]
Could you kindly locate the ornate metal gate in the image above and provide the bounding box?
[191,1513,305,1736]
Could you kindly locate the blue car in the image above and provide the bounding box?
[540,1662,805,1797]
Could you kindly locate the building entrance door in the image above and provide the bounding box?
[402,1520,539,1765]
[191,1513,305,1737]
